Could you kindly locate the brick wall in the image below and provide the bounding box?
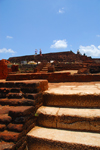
[0,80,48,150]
[6,72,100,82]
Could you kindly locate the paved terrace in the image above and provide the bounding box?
[47,82,100,95]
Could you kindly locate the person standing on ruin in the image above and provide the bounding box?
[39,49,42,56]
[35,49,38,55]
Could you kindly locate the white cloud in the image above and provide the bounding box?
[96,35,100,37]
[6,36,13,39]
[98,45,100,49]
[58,8,65,14]
[50,39,68,49]
[79,45,100,57]
[0,48,15,54]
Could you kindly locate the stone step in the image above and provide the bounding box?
[0,98,41,106]
[27,126,100,150]
[36,106,100,133]
[43,93,100,108]
[42,69,48,71]
[0,80,48,92]
[7,93,23,99]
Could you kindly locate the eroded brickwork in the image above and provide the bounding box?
[0,59,12,79]
[0,80,48,150]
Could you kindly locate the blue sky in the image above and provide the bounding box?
[0,0,100,59]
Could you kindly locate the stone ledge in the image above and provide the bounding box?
[9,106,34,117]
[6,72,100,82]
[0,141,15,150]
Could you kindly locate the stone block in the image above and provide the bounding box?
[7,123,23,132]
[0,98,37,106]
[0,114,12,123]
[9,106,34,117]
[0,130,20,142]
[7,93,23,99]
[0,141,15,150]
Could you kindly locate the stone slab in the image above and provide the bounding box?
[27,126,100,150]
[36,106,100,133]
[43,82,100,108]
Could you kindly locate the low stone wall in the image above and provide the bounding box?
[0,80,48,150]
[6,72,100,82]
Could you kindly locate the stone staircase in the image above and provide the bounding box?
[40,63,51,73]
[27,83,100,150]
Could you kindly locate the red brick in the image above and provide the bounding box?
[0,106,13,115]
[0,130,20,142]
[0,141,15,150]
[0,98,36,106]
[0,114,12,123]
[7,123,23,132]
[24,92,42,100]
[9,106,34,117]
[14,115,35,124]
[7,93,23,99]
[0,124,6,131]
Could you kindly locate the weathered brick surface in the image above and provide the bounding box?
[0,124,6,131]
[9,106,34,117]
[7,119,35,132]
[14,115,34,124]
[0,141,15,150]
[6,72,100,82]
[0,106,13,115]
[0,130,20,142]
[0,60,11,79]
[0,80,48,149]
[0,114,12,123]
[0,98,37,106]
[21,87,40,93]
[24,92,42,100]
[7,93,23,99]
[7,123,23,132]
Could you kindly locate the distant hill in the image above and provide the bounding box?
[8,51,94,64]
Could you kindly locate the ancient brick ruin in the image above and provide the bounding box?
[0,51,100,150]
[0,60,11,79]
[0,80,48,150]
